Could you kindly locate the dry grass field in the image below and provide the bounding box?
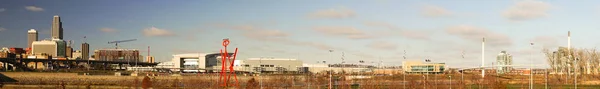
[2,72,600,89]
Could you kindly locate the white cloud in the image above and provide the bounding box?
[502,0,551,21]
[308,7,355,19]
[313,26,372,39]
[422,5,452,17]
[366,41,398,51]
[0,27,6,32]
[0,8,6,12]
[446,25,512,47]
[25,6,44,12]
[142,27,175,37]
[100,28,117,33]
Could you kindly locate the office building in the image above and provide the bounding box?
[71,50,82,59]
[66,42,73,58]
[27,29,38,48]
[93,49,140,62]
[31,40,57,57]
[235,58,303,73]
[54,39,66,58]
[81,43,89,60]
[168,53,233,73]
[402,60,446,74]
[31,39,66,58]
[51,15,63,39]
[146,56,154,63]
[496,51,513,74]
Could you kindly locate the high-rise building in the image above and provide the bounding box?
[27,29,38,48]
[51,15,63,39]
[66,40,73,58]
[53,39,66,58]
[496,51,513,74]
[66,46,73,58]
[82,43,89,60]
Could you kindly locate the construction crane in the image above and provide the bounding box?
[108,39,137,49]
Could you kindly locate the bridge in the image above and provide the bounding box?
[0,58,158,71]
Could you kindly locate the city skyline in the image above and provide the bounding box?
[2,0,600,68]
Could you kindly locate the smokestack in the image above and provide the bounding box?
[482,37,485,78]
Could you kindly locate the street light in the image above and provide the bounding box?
[530,42,534,89]
[449,75,452,89]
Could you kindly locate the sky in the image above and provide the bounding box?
[1,0,599,68]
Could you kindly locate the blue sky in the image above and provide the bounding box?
[1,0,599,68]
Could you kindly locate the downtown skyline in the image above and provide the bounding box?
[1,0,600,68]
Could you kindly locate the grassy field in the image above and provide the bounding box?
[2,72,600,89]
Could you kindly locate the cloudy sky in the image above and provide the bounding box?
[1,0,599,68]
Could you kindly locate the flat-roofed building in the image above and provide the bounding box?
[170,53,234,73]
[235,58,303,73]
[402,60,446,74]
[31,40,57,57]
[93,49,140,62]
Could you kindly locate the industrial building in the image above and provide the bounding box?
[496,51,513,74]
[402,60,446,74]
[93,49,140,62]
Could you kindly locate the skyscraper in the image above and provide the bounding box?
[51,15,63,39]
[27,29,38,48]
[82,43,89,60]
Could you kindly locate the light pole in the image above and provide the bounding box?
[545,68,548,89]
[575,58,578,89]
[423,75,426,89]
[328,50,333,89]
[260,57,263,89]
[530,42,534,89]
[449,75,452,89]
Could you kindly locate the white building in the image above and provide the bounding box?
[234,58,303,73]
[169,53,234,73]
